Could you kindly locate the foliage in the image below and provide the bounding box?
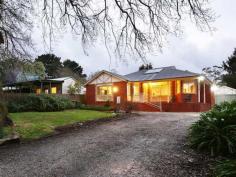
[104,100,111,107]
[62,59,87,79]
[213,160,236,177]
[0,57,22,84]
[139,63,153,70]
[67,84,76,95]
[67,79,85,94]
[17,61,46,81]
[35,54,63,77]
[0,102,14,139]
[80,105,112,111]
[189,101,236,156]
[222,49,236,89]
[202,66,224,84]
[7,94,75,112]
[123,102,136,113]
[10,110,113,140]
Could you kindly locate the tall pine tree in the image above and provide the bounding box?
[222,49,236,89]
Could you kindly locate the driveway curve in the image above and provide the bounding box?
[0,112,210,177]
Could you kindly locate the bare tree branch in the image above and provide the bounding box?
[0,0,215,61]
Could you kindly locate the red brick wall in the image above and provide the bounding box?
[85,84,96,105]
[113,81,127,105]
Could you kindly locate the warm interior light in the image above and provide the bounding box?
[113,87,118,93]
[198,76,205,81]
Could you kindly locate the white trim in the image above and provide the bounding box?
[84,70,127,86]
[204,82,206,103]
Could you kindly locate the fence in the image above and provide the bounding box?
[215,94,236,104]
[0,93,85,104]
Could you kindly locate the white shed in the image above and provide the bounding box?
[214,86,236,104]
[50,77,77,94]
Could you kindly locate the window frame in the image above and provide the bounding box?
[182,80,196,94]
[96,84,113,102]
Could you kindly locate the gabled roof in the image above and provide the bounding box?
[50,76,76,81]
[85,70,128,85]
[85,66,202,85]
[124,66,200,81]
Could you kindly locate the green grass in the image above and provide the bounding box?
[9,110,114,140]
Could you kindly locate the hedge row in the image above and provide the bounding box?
[7,94,76,112]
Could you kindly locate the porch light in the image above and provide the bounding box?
[211,84,218,92]
[113,87,118,93]
[198,75,205,81]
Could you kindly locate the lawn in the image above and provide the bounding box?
[9,110,114,140]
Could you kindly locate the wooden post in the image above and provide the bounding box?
[140,82,143,102]
[198,80,201,103]
[148,83,151,102]
[130,83,134,102]
[49,82,52,94]
[203,82,206,103]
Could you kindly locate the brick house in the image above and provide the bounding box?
[85,66,215,112]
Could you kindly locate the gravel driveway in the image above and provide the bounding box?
[0,112,211,177]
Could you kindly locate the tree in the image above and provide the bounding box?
[202,66,223,84]
[222,49,236,89]
[0,57,21,84]
[67,78,85,94]
[1,0,215,60]
[0,57,46,83]
[139,63,153,70]
[17,61,46,81]
[62,59,86,79]
[0,0,33,58]
[35,54,62,78]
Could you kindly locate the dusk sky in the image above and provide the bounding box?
[32,0,236,76]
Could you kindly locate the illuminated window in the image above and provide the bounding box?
[51,87,57,94]
[133,83,140,102]
[36,88,41,94]
[149,82,171,102]
[176,80,181,94]
[96,85,113,101]
[183,81,196,94]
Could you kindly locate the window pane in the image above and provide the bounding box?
[176,80,181,94]
[51,87,57,94]
[183,81,196,94]
[96,85,113,101]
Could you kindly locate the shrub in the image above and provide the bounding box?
[213,160,236,177]
[7,94,75,112]
[188,101,236,156]
[104,100,111,107]
[123,101,136,113]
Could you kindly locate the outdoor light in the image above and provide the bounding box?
[211,84,218,92]
[198,75,205,81]
[113,87,118,93]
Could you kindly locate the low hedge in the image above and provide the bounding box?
[7,94,75,112]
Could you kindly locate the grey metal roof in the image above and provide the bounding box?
[123,66,200,81]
